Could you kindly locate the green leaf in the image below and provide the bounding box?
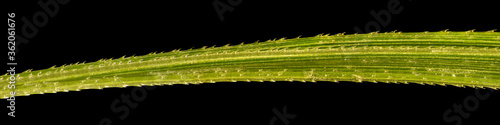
[2,31,499,99]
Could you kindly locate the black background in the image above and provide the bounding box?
[4,0,499,125]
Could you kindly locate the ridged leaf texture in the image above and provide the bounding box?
[1,30,499,99]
